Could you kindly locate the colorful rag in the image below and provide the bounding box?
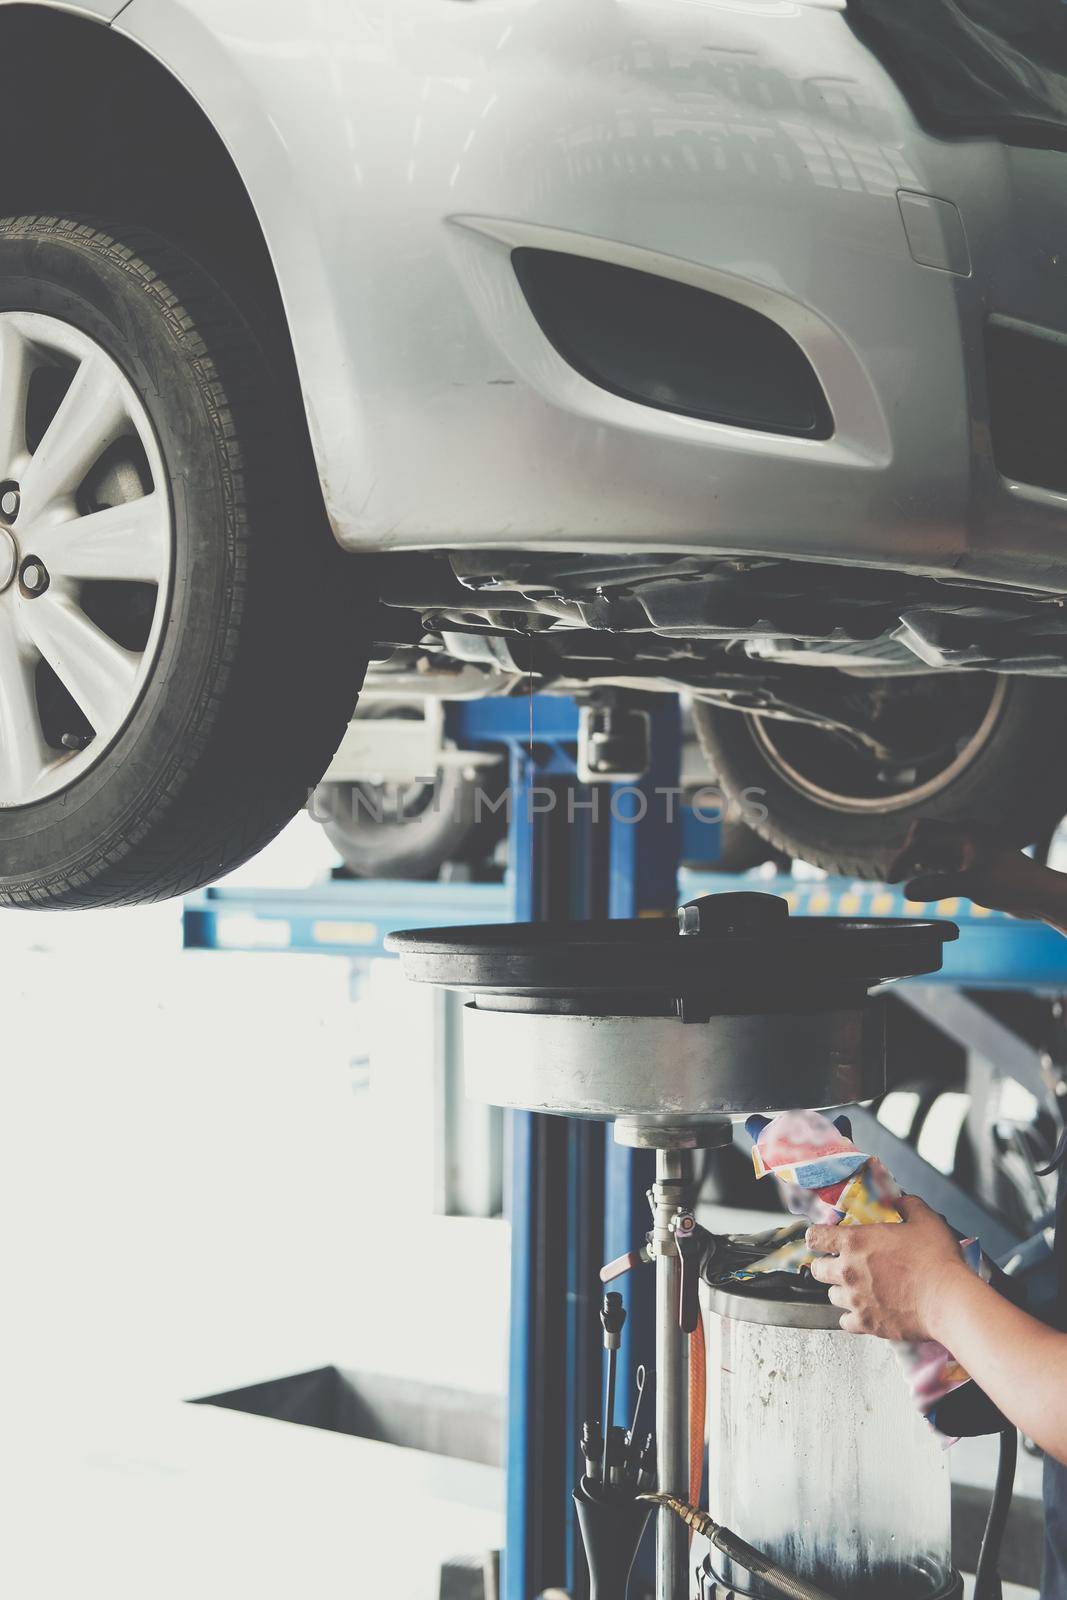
[730,1108,990,1441]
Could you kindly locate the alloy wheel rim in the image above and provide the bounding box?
[749,675,1008,814]
[0,312,173,806]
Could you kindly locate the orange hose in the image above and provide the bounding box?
[689,1309,706,1514]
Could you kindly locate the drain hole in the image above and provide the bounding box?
[79,580,156,653]
[35,658,94,750]
[25,364,75,455]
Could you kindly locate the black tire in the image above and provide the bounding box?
[314,761,507,881]
[692,674,1067,880]
[0,216,370,908]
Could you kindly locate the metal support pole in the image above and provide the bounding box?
[495,693,685,1600]
[605,693,681,1443]
[505,743,577,1600]
[654,1146,693,1600]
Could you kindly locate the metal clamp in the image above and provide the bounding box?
[602,1184,710,1338]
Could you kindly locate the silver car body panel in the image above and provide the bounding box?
[15,0,1067,589]
[14,1,131,17]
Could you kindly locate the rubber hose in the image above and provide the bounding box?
[973,1426,1018,1600]
[689,1312,706,1513]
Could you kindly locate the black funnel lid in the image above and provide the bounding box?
[386,892,956,1017]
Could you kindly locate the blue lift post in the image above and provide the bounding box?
[446,694,685,1600]
[181,693,1067,1600]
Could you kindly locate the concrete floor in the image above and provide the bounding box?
[0,912,508,1408]
[2,1397,502,1599]
[0,877,507,1598]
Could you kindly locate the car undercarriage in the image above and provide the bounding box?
[375,549,1067,722]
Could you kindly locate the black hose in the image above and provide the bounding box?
[973,1426,1018,1600]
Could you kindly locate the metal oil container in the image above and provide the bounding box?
[706,1285,960,1600]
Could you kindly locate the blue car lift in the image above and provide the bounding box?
[184,693,1067,1600]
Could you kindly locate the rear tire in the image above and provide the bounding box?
[0,216,370,907]
[315,762,507,882]
[692,674,1067,879]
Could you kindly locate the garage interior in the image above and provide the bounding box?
[3,689,1056,1600]
[3,5,1067,1599]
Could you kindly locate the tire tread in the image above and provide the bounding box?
[0,216,368,908]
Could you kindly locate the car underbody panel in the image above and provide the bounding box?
[375,547,1067,705]
[356,541,1067,790]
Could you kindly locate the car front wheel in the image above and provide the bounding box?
[0,216,369,908]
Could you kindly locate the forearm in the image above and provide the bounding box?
[973,875,1067,936]
[928,1267,1067,1461]
[961,864,1067,937]
[1004,880,1067,938]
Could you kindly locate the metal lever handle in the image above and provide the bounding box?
[672,1210,701,1334]
[600,1247,651,1284]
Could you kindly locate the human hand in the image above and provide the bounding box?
[888,819,1067,935]
[806,1196,967,1342]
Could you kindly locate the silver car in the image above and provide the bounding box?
[0,0,1064,905]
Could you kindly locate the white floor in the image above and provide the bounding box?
[0,851,508,1598]
[1,1397,502,1600]
[0,900,509,1410]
